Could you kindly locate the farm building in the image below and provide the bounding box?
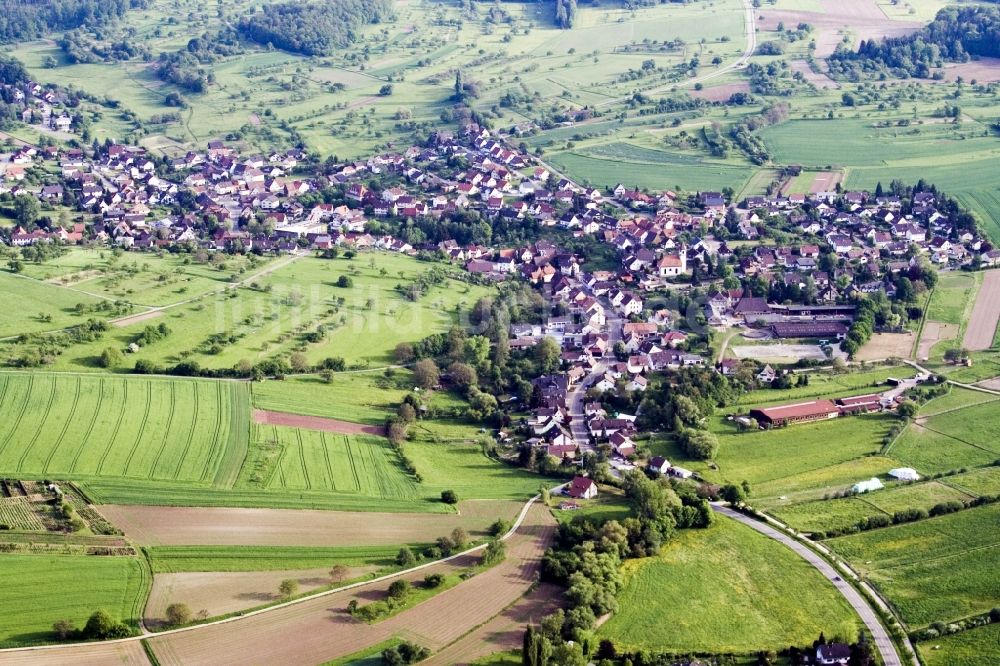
[852,478,884,494]
[770,321,848,339]
[566,476,598,500]
[751,393,886,427]
[835,394,882,414]
[889,467,920,481]
[749,400,840,427]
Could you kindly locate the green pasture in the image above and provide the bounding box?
[600,516,859,653]
[829,503,1000,627]
[0,553,149,648]
[926,272,980,328]
[735,366,913,408]
[0,272,104,338]
[546,150,752,193]
[706,414,895,496]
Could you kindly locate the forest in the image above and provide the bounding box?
[0,0,148,43]
[828,6,1000,79]
[236,0,395,56]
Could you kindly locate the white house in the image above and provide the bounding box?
[566,476,598,500]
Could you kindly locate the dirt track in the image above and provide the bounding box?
[253,409,385,436]
[963,270,1000,351]
[98,500,523,546]
[145,503,555,665]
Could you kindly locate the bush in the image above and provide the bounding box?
[387,579,410,599]
[82,609,130,639]
[336,275,353,288]
[165,602,192,627]
[395,546,416,567]
[99,346,123,369]
[440,489,458,504]
[423,573,444,588]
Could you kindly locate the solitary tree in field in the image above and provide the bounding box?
[279,579,299,598]
[330,564,350,584]
[165,603,192,627]
[440,489,458,504]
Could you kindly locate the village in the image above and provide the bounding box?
[1,78,986,518]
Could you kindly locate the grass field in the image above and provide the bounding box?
[146,545,409,573]
[918,622,1000,666]
[891,399,1000,474]
[707,414,896,499]
[0,373,248,486]
[0,554,149,647]
[734,366,914,409]
[0,271,103,338]
[251,372,415,426]
[828,503,1000,627]
[600,516,859,652]
[767,478,978,534]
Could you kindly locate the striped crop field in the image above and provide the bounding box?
[0,373,249,486]
[248,425,418,501]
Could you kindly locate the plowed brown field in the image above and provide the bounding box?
[144,567,376,626]
[99,500,522,546]
[252,409,385,435]
[0,641,150,666]
[145,503,554,666]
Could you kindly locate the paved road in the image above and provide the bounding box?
[714,505,902,666]
[567,288,624,455]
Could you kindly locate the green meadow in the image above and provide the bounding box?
[0,554,149,648]
[600,516,858,652]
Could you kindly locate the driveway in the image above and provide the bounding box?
[713,505,903,666]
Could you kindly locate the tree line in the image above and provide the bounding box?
[828,6,1000,79]
[236,0,395,56]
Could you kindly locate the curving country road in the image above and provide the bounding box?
[713,505,902,666]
